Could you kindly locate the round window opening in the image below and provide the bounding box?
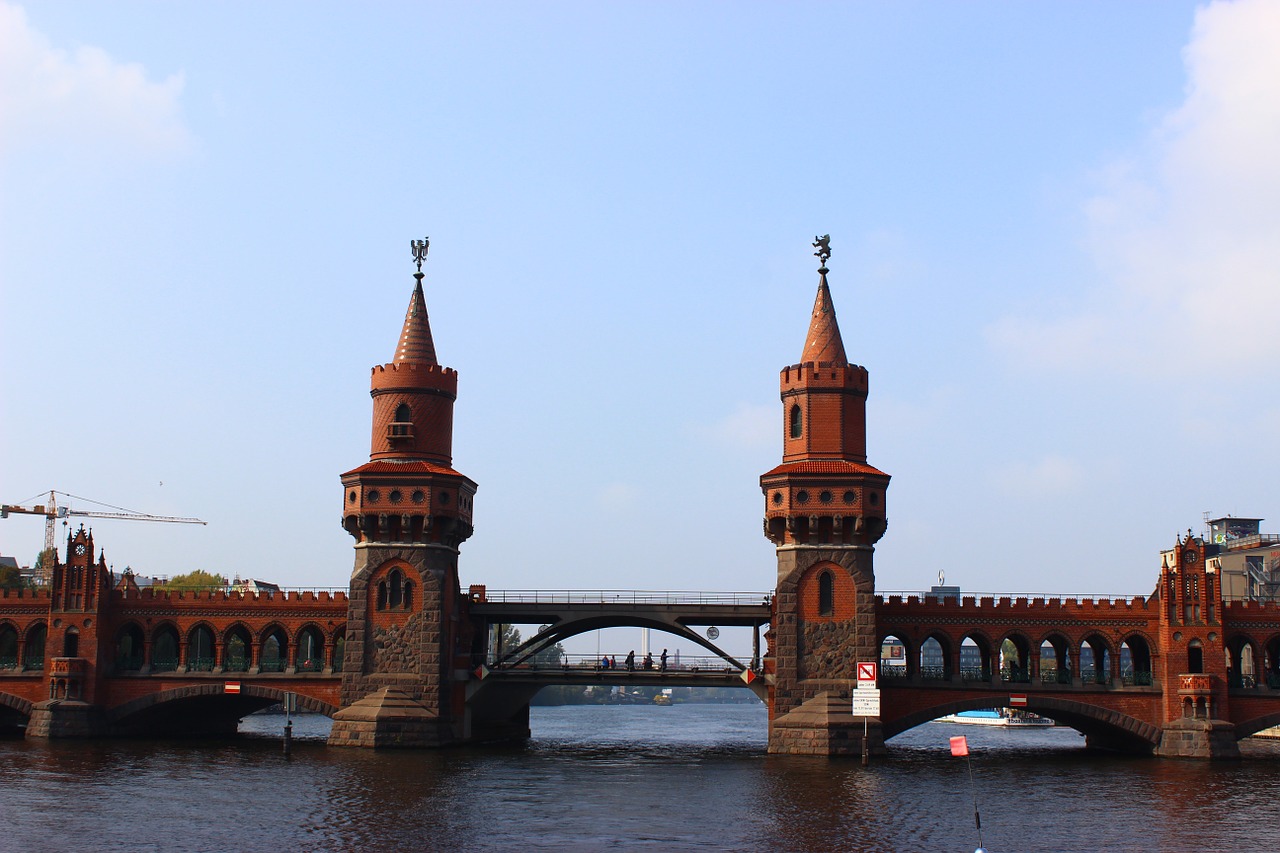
[412,490,425,504]
[843,490,857,504]
[348,491,357,504]
[772,492,783,505]
[389,490,403,504]
[819,490,832,503]
[367,489,381,503]
[796,490,810,504]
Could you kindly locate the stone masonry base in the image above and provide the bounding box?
[768,691,885,757]
[1154,717,1241,760]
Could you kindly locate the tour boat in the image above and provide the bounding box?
[937,709,1054,727]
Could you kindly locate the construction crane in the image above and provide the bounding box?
[1,490,206,585]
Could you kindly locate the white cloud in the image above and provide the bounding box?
[990,0,1280,379]
[695,402,776,450]
[0,2,190,156]
[991,455,1083,499]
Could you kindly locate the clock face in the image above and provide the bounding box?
[1183,550,1197,564]
[74,544,86,556]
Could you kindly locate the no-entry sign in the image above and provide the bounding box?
[857,661,877,686]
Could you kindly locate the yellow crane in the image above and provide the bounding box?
[1,490,206,585]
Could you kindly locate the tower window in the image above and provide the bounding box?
[789,405,802,439]
[389,403,414,439]
[818,571,834,616]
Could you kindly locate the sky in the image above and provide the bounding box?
[3,1,1280,623]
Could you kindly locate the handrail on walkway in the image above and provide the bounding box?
[472,590,773,606]
[876,590,1151,604]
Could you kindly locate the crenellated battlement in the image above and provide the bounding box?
[110,588,349,607]
[371,362,458,395]
[0,588,51,600]
[780,361,868,391]
[876,593,1157,615]
[1225,599,1280,616]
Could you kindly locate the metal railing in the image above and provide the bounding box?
[475,590,772,606]
[877,590,1150,604]
[488,653,751,673]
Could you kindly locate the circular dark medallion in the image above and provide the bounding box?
[389,489,403,504]
[1183,550,1197,564]
[819,490,832,504]
[412,490,425,504]
[367,489,380,503]
[348,490,357,504]
[796,490,809,504]
[772,491,783,505]
[843,490,857,504]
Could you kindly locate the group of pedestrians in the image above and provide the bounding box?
[600,649,669,671]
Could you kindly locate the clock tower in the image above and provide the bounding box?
[762,237,891,755]
[329,240,478,748]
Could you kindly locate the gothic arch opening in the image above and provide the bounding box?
[188,625,216,672]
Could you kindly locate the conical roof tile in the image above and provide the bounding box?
[800,271,847,365]
[393,278,438,365]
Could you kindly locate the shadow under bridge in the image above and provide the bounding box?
[470,589,772,673]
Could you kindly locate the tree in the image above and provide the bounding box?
[159,570,229,591]
[0,564,27,589]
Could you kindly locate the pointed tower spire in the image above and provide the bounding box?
[394,238,438,365]
[800,235,847,366]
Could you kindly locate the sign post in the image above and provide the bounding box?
[855,661,878,766]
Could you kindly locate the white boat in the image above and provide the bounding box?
[937,709,1054,727]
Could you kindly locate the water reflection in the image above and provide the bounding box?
[2,709,1280,851]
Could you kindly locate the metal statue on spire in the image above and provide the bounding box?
[411,238,430,273]
[812,234,831,271]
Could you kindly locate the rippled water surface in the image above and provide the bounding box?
[3,706,1280,852]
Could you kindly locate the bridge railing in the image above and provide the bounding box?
[489,653,752,672]
[876,590,1151,606]
[473,590,773,606]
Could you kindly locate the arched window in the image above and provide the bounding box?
[225,629,251,672]
[152,627,179,672]
[116,624,144,671]
[389,570,403,609]
[818,571,834,616]
[0,625,18,669]
[789,404,802,439]
[403,580,414,610]
[188,626,215,672]
[377,580,388,610]
[332,632,346,673]
[296,627,324,672]
[63,627,80,658]
[24,624,47,671]
[1188,638,1204,674]
[260,629,287,673]
[390,403,414,438]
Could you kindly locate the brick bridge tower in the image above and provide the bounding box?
[761,237,891,755]
[1153,530,1240,758]
[329,239,478,748]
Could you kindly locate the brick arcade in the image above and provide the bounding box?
[5,239,1280,759]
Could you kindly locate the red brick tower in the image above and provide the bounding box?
[27,526,112,737]
[1153,531,1239,758]
[329,239,478,748]
[761,237,891,755]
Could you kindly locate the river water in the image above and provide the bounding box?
[3,705,1280,852]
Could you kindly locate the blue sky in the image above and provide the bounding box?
[3,1,1279,616]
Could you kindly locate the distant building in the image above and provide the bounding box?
[231,577,280,594]
[1198,517,1280,603]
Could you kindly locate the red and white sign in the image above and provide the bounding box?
[1009,694,1027,707]
[740,669,758,685]
[224,682,241,694]
[949,735,969,757]
[856,661,877,686]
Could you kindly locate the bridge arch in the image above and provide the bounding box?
[959,631,995,681]
[498,614,744,670]
[1119,631,1156,685]
[883,695,1161,752]
[186,623,217,671]
[1036,632,1072,683]
[107,683,338,729]
[222,623,253,672]
[294,623,326,672]
[0,690,33,729]
[998,631,1033,683]
[1080,633,1115,684]
[919,631,951,680]
[1225,633,1259,688]
[151,622,181,672]
[257,624,289,673]
[878,631,913,679]
[1229,711,1280,740]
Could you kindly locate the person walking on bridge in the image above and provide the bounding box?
[625,650,635,671]
[660,649,668,672]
